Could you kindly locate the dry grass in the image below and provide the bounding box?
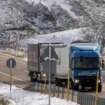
[0,98,10,105]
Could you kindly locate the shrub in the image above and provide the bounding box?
[0,98,10,105]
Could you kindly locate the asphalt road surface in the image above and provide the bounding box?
[0,52,28,88]
[0,52,105,98]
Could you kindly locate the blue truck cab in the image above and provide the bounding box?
[70,43,103,92]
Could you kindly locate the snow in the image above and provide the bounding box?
[20,27,85,49]
[0,82,79,105]
[27,28,84,44]
[25,0,67,8]
[0,83,17,94]
[25,0,79,19]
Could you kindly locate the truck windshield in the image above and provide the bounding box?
[73,57,100,70]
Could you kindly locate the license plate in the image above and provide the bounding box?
[85,87,92,89]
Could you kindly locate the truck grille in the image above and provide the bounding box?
[80,78,96,86]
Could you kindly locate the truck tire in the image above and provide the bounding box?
[55,78,62,87]
[30,77,37,82]
[55,78,59,86]
[98,85,102,92]
[31,77,34,82]
[71,81,74,90]
[71,81,77,90]
[55,78,67,87]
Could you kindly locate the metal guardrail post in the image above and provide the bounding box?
[95,71,99,105]
[62,87,64,99]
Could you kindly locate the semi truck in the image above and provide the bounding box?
[69,43,104,92]
[27,43,104,92]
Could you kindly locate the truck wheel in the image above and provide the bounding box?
[98,85,102,92]
[30,77,34,82]
[55,78,59,86]
[71,81,74,90]
[71,81,78,90]
[30,77,37,82]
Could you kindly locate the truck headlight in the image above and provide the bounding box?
[97,77,102,83]
[98,79,101,83]
[43,73,46,77]
[74,79,79,83]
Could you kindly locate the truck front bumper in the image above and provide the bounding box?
[73,77,102,90]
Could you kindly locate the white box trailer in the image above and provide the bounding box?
[55,45,69,76]
[27,43,69,85]
[54,45,69,86]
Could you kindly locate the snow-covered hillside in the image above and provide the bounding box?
[0,0,105,45]
[24,0,105,32]
[0,0,36,40]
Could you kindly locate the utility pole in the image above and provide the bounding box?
[48,44,51,105]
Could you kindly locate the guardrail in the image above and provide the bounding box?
[26,82,105,105]
[77,92,105,105]
[102,71,105,82]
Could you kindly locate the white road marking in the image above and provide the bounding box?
[0,71,25,82]
[0,53,27,65]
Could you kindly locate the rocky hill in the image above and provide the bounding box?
[0,0,105,43]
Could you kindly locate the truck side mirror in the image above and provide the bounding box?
[102,59,104,69]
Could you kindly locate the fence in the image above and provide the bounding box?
[77,92,105,105]
[26,82,105,105]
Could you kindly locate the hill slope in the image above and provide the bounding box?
[0,0,105,43]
